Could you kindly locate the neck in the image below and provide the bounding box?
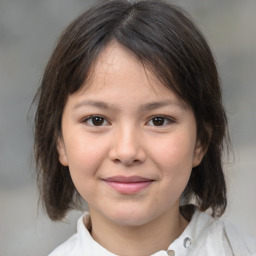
[89,207,188,256]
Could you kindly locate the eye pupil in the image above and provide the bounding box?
[152,117,164,126]
[92,116,104,126]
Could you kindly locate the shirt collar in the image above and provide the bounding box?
[77,212,116,255]
[77,207,224,256]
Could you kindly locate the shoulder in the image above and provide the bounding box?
[48,233,80,256]
[48,212,115,256]
[186,208,256,256]
[48,212,90,256]
[223,220,256,255]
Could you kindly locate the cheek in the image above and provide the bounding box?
[151,133,196,170]
[66,132,107,168]
[150,133,195,191]
[64,135,108,193]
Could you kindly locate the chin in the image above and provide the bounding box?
[106,207,157,227]
[112,216,150,227]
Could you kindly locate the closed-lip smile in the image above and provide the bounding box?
[103,176,154,194]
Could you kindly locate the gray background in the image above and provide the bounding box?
[0,0,255,255]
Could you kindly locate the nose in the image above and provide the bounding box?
[109,125,146,166]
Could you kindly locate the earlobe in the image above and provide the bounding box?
[57,137,69,166]
[192,140,205,167]
[193,126,212,167]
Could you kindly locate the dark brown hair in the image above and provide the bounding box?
[34,0,229,221]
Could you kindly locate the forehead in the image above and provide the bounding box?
[74,42,186,109]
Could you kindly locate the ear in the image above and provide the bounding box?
[56,137,69,166]
[192,140,205,167]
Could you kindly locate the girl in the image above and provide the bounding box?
[34,0,256,255]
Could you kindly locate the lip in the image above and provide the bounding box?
[103,176,154,194]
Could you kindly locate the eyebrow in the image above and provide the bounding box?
[74,100,119,110]
[138,100,186,112]
[73,99,186,111]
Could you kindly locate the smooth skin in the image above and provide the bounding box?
[57,41,204,256]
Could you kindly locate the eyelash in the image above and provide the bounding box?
[146,115,174,127]
[82,115,174,127]
[82,115,110,127]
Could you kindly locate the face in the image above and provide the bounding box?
[58,42,204,227]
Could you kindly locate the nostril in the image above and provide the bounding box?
[113,158,121,164]
[108,140,147,165]
[123,159,142,166]
[112,158,142,166]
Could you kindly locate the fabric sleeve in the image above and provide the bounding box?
[224,221,256,256]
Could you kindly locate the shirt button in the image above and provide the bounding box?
[183,237,192,248]
[167,250,175,256]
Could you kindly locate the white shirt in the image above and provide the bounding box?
[49,209,256,256]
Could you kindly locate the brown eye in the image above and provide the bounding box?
[152,117,165,126]
[92,116,104,126]
[147,116,173,127]
[83,115,109,126]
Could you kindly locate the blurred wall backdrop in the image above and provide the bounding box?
[0,0,255,255]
